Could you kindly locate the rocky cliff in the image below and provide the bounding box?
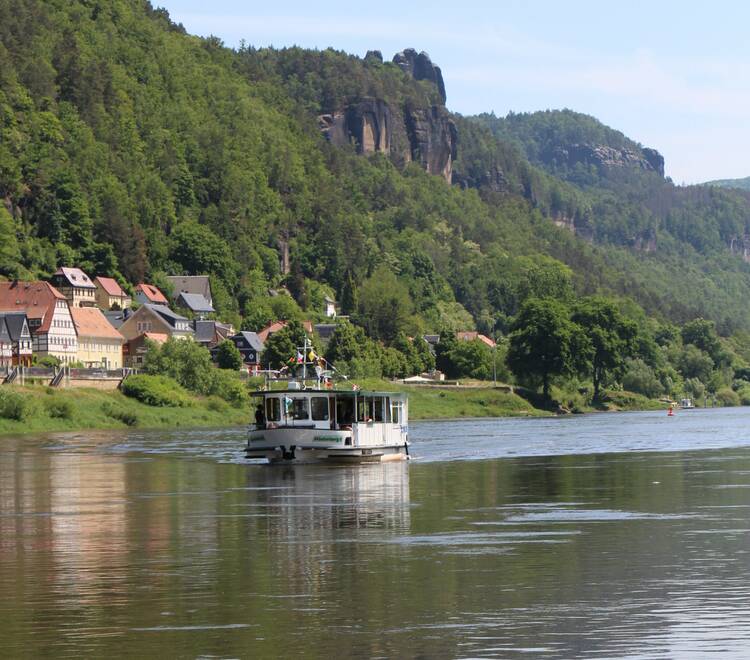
[318,49,456,182]
[549,143,665,177]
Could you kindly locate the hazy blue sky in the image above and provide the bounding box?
[159,1,750,184]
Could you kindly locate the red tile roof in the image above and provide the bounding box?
[456,331,496,348]
[0,281,66,334]
[257,320,314,343]
[71,307,124,341]
[136,283,168,304]
[95,276,126,298]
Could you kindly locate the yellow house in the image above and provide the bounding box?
[94,276,132,310]
[71,307,125,369]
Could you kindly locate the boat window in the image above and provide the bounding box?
[357,398,375,422]
[266,397,281,422]
[373,396,384,422]
[384,397,391,423]
[287,397,309,420]
[336,397,354,424]
[311,397,329,421]
[391,400,401,424]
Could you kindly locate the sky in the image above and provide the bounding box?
[159,0,750,184]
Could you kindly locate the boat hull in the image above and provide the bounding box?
[245,427,409,464]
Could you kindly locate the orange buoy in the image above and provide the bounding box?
[667,406,674,417]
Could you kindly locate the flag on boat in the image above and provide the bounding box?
[296,351,304,363]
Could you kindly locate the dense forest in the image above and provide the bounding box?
[2,0,750,404]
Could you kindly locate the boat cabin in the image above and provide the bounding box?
[256,389,407,431]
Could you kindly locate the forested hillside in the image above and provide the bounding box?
[3,0,750,402]
[706,177,750,192]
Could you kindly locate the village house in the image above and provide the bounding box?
[0,281,77,363]
[0,317,10,368]
[124,332,167,368]
[324,295,337,318]
[118,304,193,342]
[0,312,33,366]
[257,320,314,344]
[456,331,496,349]
[51,267,97,308]
[212,331,264,371]
[94,276,132,310]
[175,292,215,318]
[134,283,169,306]
[71,307,125,369]
[166,275,212,306]
[193,319,233,349]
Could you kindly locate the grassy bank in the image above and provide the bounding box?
[352,379,548,420]
[0,380,671,438]
[0,386,250,436]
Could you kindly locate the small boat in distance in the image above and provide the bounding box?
[246,339,409,464]
[679,397,696,409]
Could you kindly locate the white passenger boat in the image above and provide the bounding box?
[246,386,409,464]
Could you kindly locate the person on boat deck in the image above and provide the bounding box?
[255,403,265,429]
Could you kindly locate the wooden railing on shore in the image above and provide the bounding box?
[0,366,137,388]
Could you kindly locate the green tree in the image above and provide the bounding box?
[144,338,216,394]
[507,298,587,399]
[449,339,494,380]
[680,318,728,366]
[572,297,638,400]
[0,207,20,277]
[261,321,308,370]
[215,340,243,370]
[169,221,238,289]
[677,344,714,383]
[325,319,382,378]
[356,266,414,342]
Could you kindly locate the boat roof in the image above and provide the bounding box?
[251,388,406,399]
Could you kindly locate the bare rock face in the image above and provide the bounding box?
[453,165,508,192]
[729,235,750,263]
[317,49,457,182]
[642,148,665,177]
[364,50,383,64]
[404,105,457,181]
[551,143,665,177]
[319,99,392,154]
[392,48,446,104]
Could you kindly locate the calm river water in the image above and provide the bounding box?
[3,408,750,658]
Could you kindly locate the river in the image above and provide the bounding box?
[2,407,750,658]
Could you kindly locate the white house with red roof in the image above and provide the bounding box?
[0,281,78,363]
[51,267,97,308]
[135,283,169,306]
[94,276,132,310]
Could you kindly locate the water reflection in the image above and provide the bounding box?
[245,463,411,531]
[3,413,750,657]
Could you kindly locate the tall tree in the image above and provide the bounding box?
[507,298,587,399]
[572,297,638,400]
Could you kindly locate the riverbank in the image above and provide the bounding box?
[0,380,670,437]
[0,386,250,436]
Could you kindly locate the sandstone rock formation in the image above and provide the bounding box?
[318,99,391,155]
[550,143,665,177]
[318,49,457,183]
[364,50,383,64]
[392,48,446,104]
